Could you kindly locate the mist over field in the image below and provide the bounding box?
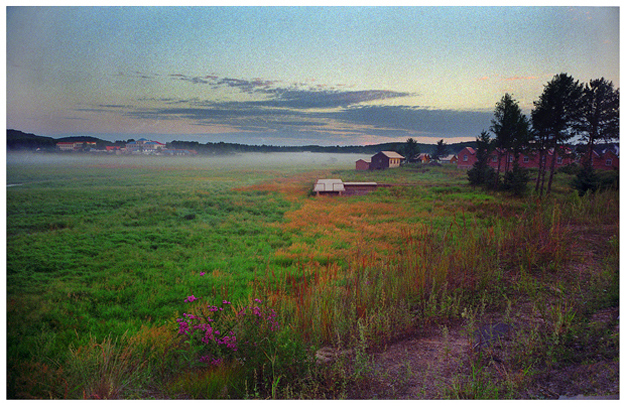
[6,151,364,185]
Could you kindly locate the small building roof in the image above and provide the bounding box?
[313,179,345,193]
[356,159,371,163]
[378,151,405,159]
[462,147,476,155]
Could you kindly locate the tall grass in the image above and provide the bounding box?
[7,155,618,399]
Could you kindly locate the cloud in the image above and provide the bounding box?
[334,105,493,137]
[252,89,412,109]
[114,101,490,141]
[169,73,412,109]
[80,72,491,143]
[503,76,538,81]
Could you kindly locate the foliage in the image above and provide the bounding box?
[575,77,619,167]
[431,139,449,161]
[572,166,619,196]
[467,131,497,189]
[490,93,532,181]
[500,162,530,197]
[531,73,584,195]
[571,165,599,196]
[402,137,420,162]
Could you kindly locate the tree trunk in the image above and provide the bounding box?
[535,148,544,195]
[495,150,502,188]
[547,146,558,195]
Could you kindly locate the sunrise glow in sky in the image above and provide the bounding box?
[5,5,620,146]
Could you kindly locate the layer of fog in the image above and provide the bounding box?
[6,151,367,182]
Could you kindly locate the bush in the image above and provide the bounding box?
[176,296,311,398]
[571,166,599,196]
[467,165,497,189]
[557,162,580,175]
[501,163,530,197]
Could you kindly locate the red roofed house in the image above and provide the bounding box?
[457,147,477,169]
[457,146,575,171]
[591,149,619,171]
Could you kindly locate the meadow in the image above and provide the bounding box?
[5,152,619,399]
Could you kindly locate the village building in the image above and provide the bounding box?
[125,138,166,154]
[343,182,379,196]
[370,151,404,170]
[439,154,458,164]
[415,153,431,164]
[588,148,619,171]
[456,146,579,171]
[355,159,371,171]
[457,147,477,169]
[313,179,379,196]
[313,179,346,196]
[56,141,97,151]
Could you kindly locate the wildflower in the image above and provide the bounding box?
[184,295,198,303]
[222,300,231,305]
[177,318,191,335]
[254,298,262,304]
[199,272,206,276]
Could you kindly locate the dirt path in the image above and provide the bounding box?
[363,324,472,399]
[342,308,619,400]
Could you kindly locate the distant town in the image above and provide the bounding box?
[6,128,474,157]
[6,128,619,173]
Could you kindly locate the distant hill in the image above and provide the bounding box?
[56,135,109,143]
[7,129,476,154]
[6,129,112,151]
[7,129,58,150]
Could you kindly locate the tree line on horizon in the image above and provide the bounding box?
[464,73,619,197]
[6,128,477,156]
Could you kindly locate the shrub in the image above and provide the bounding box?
[571,165,599,196]
[176,296,311,398]
[501,163,530,197]
[467,165,497,189]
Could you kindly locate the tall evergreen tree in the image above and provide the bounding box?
[467,131,496,188]
[531,73,583,195]
[571,78,619,196]
[403,137,420,163]
[431,139,448,161]
[490,93,530,187]
[575,78,619,168]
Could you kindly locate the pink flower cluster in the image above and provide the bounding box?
[177,299,239,366]
[177,297,280,367]
[238,300,280,332]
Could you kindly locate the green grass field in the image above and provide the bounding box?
[5,152,619,399]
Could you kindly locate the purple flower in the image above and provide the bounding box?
[184,295,198,303]
[254,298,262,304]
[222,300,231,305]
[177,319,191,335]
[200,272,206,276]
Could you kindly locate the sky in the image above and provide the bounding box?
[4,4,620,146]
